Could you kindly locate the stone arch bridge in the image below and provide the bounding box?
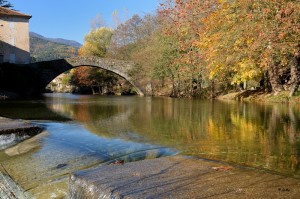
[0,56,144,97]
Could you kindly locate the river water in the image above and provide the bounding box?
[0,93,300,198]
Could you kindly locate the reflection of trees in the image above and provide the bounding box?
[129,99,300,177]
[46,98,134,138]
[47,96,300,177]
[0,101,69,121]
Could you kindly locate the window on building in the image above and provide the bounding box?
[9,53,15,63]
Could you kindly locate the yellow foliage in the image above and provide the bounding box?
[231,59,261,84]
[78,27,113,57]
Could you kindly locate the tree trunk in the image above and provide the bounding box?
[264,71,273,92]
[289,51,300,97]
[100,86,103,95]
[170,74,176,97]
[211,79,215,98]
[268,65,284,95]
[91,86,96,94]
[177,73,181,97]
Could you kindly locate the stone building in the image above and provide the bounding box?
[0,7,31,64]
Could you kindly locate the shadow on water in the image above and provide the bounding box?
[0,99,70,121]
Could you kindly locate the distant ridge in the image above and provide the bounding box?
[30,32,79,62]
[30,32,82,48]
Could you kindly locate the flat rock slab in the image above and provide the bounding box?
[0,117,42,135]
[69,156,300,199]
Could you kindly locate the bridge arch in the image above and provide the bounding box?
[30,56,144,96]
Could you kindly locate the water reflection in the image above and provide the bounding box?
[44,95,300,177]
[1,94,300,197]
[0,99,70,121]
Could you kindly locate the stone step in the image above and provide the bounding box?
[69,156,300,199]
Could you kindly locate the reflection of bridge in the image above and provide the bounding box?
[0,56,144,97]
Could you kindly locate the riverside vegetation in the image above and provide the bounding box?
[4,0,299,100]
[63,0,299,100]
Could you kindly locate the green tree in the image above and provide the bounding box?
[78,27,113,57]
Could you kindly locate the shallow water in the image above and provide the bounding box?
[0,94,300,197]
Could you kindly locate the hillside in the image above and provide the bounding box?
[30,33,81,62]
[30,32,82,48]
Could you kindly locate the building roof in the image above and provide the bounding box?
[0,6,31,19]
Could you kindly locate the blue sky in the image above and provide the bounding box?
[10,0,160,44]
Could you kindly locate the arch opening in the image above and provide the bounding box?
[46,65,138,96]
[32,57,144,96]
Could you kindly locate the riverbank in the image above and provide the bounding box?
[2,89,300,104]
[69,155,300,198]
[218,90,300,103]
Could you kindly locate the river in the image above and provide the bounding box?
[0,93,300,198]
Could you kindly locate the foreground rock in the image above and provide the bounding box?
[69,156,300,199]
[0,117,44,151]
[0,117,42,135]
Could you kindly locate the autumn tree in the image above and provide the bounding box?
[158,0,299,97]
[71,27,116,94]
[71,66,119,94]
[108,15,144,60]
[198,0,300,95]
[74,26,134,95]
[72,0,299,98]
[158,0,214,97]
[107,14,169,95]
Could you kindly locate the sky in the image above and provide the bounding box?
[10,0,160,44]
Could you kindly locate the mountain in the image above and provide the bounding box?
[30,33,80,62]
[30,32,82,48]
